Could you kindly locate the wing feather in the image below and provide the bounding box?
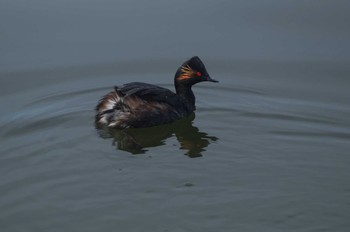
[115,82,180,107]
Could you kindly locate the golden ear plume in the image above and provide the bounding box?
[178,65,195,80]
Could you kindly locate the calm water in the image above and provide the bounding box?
[1,1,350,231]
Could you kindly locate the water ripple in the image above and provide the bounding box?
[271,130,350,141]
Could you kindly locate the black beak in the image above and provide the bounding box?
[206,75,219,83]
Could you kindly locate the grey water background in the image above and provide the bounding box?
[1,0,350,231]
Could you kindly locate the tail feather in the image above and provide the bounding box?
[95,91,121,126]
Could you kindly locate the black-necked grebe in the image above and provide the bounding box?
[95,56,218,128]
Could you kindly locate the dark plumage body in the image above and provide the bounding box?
[95,56,218,129]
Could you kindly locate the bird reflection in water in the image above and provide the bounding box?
[95,113,218,158]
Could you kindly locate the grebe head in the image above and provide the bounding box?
[175,56,218,86]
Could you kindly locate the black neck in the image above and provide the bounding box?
[175,83,196,112]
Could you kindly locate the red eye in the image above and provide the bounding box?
[196,72,202,77]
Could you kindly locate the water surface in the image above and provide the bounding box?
[1,1,350,231]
